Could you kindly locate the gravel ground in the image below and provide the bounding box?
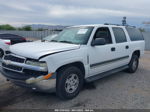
[0,52,150,110]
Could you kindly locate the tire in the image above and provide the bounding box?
[127,54,139,73]
[0,49,4,59]
[56,66,84,100]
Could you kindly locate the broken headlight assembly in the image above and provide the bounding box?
[26,60,47,67]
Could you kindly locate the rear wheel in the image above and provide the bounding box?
[56,66,84,100]
[127,54,139,73]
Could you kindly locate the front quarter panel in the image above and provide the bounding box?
[40,46,88,77]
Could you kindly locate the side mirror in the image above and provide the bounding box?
[91,38,106,46]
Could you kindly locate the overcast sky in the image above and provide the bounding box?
[0,0,150,27]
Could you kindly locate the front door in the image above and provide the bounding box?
[88,27,127,77]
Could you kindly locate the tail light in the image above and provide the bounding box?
[22,38,27,41]
[3,40,11,45]
[5,41,11,45]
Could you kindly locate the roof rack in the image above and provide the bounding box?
[104,23,121,26]
[104,23,136,28]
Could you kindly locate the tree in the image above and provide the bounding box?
[22,25,32,31]
[18,27,23,31]
[0,24,16,30]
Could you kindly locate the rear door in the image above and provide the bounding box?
[111,27,130,67]
[125,27,145,56]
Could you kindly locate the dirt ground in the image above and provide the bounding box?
[0,52,150,110]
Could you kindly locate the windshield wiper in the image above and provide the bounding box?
[59,40,74,44]
[50,40,58,42]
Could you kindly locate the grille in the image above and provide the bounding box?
[4,54,25,63]
[23,69,48,75]
[2,63,22,71]
[3,54,25,72]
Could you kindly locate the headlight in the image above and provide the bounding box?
[26,60,47,67]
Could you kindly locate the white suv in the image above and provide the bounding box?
[1,24,145,99]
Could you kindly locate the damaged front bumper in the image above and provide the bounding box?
[1,68,56,92]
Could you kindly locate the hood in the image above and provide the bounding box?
[10,41,80,59]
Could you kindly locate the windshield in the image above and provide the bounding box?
[45,27,94,45]
[44,34,58,41]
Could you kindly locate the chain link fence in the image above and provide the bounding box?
[0,30,61,40]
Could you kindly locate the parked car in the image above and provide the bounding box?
[0,33,27,58]
[1,24,145,100]
[0,33,26,45]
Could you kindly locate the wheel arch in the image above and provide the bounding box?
[56,61,86,78]
[132,50,140,58]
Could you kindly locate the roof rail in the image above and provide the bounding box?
[104,23,136,28]
[104,23,121,26]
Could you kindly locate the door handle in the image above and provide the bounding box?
[126,45,129,49]
[111,47,116,52]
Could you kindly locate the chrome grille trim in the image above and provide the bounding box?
[2,66,24,73]
[2,54,26,72]
[2,60,47,71]
[2,54,48,73]
[4,54,26,63]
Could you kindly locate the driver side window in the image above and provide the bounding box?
[94,27,112,44]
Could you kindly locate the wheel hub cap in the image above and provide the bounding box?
[65,74,79,94]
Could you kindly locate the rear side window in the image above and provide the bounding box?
[112,27,127,43]
[126,27,144,41]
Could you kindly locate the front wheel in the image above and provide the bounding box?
[127,55,139,73]
[56,66,84,100]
